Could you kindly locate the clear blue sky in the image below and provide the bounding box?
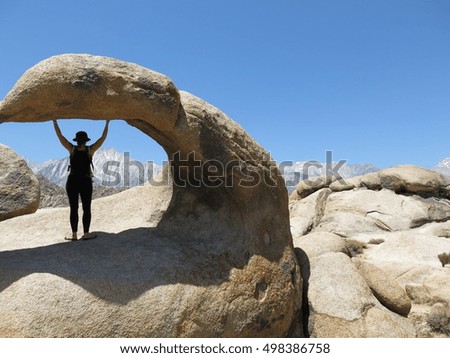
[0,0,449,169]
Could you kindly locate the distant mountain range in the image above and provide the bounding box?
[27,147,163,187]
[27,148,450,192]
[282,158,450,192]
[281,161,380,193]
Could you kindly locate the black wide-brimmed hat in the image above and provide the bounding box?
[73,131,91,142]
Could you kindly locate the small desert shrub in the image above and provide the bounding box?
[368,238,385,245]
[345,239,367,256]
[438,252,450,267]
[426,303,450,335]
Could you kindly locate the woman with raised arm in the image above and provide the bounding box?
[53,120,110,241]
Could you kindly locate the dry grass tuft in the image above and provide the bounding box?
[345,239,367,257]
[426,303,450,335]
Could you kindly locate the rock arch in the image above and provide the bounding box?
[0,54,301,337]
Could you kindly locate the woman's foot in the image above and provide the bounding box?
[64,232,77,241]
[81,232,97,240]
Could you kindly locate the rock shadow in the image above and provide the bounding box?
[294,247,311,337]
[0,227,243,305]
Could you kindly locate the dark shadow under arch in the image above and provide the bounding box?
[0,228,238,304]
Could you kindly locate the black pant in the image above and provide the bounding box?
[66,175,93,233]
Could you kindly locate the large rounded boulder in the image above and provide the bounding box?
[290,166,450,337]
[0,144,40,221]
[0,54,301,337]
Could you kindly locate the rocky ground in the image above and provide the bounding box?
[3,152,450,337]
[290,165,450,337]
[0,175,299,338]
[3,137,450,338]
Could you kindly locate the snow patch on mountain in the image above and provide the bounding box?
[432,158,450,177]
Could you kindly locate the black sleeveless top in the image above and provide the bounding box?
[69,146,93,177]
